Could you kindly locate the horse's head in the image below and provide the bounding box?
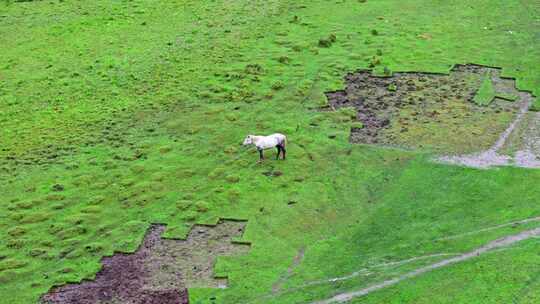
[242,135,254,146]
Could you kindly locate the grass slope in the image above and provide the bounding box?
[473,71,496,105]
[0,0,539,303]
[352,239,540,304]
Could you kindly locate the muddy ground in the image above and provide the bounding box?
[326,64,522,153]
[41,220,249,304]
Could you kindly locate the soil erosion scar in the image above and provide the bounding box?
[436,91,536,168]
[325,64,526,154]
[41,220,250,304]
[312,226,540,304]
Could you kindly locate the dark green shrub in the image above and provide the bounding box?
[318,38,332,48]
[244,64,264,75]
[318,34,337,48]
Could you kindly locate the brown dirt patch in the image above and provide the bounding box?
[325,64,522,153]
[41,220,249,304]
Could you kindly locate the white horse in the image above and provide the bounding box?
[242,133,287,161]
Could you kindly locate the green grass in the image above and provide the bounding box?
[352,239,540,304]
[530,97,540,111]
[496,92,519,102]
[473,71,496,106]
[1,0,540,303]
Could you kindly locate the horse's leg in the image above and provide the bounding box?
[281,146,286,160]
[276,146,281,160]
[259,149,264,161]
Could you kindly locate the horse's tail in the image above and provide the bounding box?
[282,134,287,148]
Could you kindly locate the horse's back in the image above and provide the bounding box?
[254,133,287,150]
[271,133,286,145]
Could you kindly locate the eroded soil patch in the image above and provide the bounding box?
[41,220,249,304]
[326,64,523,153]
[436,92,538,169]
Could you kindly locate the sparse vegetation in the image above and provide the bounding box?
[369,56,381,68]
[531,97,540,111]
[496,92,518,102]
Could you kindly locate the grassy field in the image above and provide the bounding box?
[1,0,540,303]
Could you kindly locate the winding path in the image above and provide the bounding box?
[437,92,538,169]
[312,226,540,304]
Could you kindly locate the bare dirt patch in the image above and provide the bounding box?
[325,64,522,154]
[436,92,533,168]
[499,109,540,167]
[437,89,540,169]
[41,220,249,304]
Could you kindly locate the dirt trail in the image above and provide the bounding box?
[295,253,457,291]
[514,111,540,167]
[272,216,540,299]
[437,92,540,169]
[435,215,540,241]
[325,63,539,169]
[272,247,306,294]
[312,226,540,304]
